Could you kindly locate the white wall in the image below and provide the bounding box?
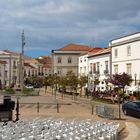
[78,54,88,76]
[88,53,110,91]
[111,33,140,85]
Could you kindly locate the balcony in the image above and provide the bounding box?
[95,70,100,75]
[89,71,92,75]
[104,70,109,75]
[13,65,17,69]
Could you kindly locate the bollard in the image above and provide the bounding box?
[57,103,59,113]
[91,104,94,115]
[37,102,39,113]
[15,97,20,121]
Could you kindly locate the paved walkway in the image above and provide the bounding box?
[1,87,140,139]
[125,122,139,140]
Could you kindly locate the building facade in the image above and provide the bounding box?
[78,48,103,77]
[88,48,111,91]
[0,60,6,89]
[110,32,140,86]
[52,43,91,76]
[0,50,20,87]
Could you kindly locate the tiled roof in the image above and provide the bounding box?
[0,60,6,64]
[39,56,49,59]
[25,59,39,63]
[24,63,35,69]
[59,43,91,51]
[88,48,111,57]
[43,64,51,68]
[38,56,52,64]
[80,47,103,56]
[88,47,103,53]
[3,50,18,54]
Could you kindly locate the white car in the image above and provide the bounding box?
[25,84,34,89]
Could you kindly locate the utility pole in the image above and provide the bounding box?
[20,30,25,90]
[9,54,12,87]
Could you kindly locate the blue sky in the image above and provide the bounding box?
[0,0,140,58]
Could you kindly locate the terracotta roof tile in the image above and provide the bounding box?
[43,64,51,68]
[59,43,91,51]
[88,47,103,53]
[25,59,39,63]
[0,60,6,64]
[89,48,111,57]
[3,50,18,54]
[80,47,103,56]
[24,63,35,69]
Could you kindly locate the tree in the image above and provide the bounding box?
[110,72,132,87]
[109,72,133,119]
[92,77,100,100]
[78,76,88,97]
[66,71,78,100]
[58,76,67,99]
[44,76,51,94]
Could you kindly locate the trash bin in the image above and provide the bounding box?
[0,96,15,122]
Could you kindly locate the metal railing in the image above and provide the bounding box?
[96,105,117,119]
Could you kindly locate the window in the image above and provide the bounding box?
[90,63,92,73]
[114,65,118,73]
[96,62,100,74]
[114,49,118,58]
[80,58,82,63]
[68,57,72,63]
[84,66,86,73]
[80,67,82,74]
[105,61,109,73]
[13,60,16,69]
[84,57,86,62]
[127,46,131,56]
[126,63,132,75]
[57,57,61,63]
[5,70,7,78]
[93,63,96,73]
[57,69,61,75]
[0,67,1,76]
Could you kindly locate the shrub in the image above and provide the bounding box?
[5,88,15,94]
[22,87,33,95]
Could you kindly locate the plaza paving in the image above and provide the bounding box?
[0,87,140,139]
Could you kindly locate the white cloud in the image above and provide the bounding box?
[0,0,140,56]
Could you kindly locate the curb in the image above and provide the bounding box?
[124,122,139,140]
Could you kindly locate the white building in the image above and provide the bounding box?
[78,54,89,76]
[78,48,103,76]
[0,50,20,87]
[52,43,91,76]
[24,58,44,77]
[88,48,111,91]
[0,60,6,89]
[110,32,140,86]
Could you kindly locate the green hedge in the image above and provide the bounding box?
[5,88,15,94]
[22,87,33,94]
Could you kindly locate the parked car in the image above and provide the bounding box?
[25,84,34,89]
[122,100,140,118]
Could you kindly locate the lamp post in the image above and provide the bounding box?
[134,73,137,86]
